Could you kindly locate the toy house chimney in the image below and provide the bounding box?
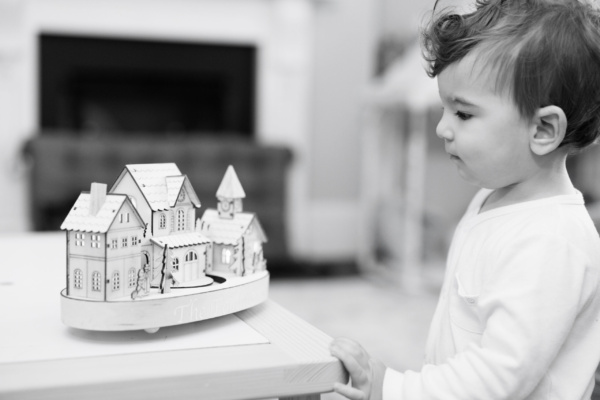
[89,182,107,216]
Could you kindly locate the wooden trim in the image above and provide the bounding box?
[0,300,347,400]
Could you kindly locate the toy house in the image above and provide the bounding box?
[60,164,270,332]
[198,166,267,276]
[60,183,146,301]
[109,164,213,288]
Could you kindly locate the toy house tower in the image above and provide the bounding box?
[216,165,246,219]
[198,166,268,276]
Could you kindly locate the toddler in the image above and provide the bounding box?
[330,0,600,398]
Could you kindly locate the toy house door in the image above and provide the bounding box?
[183,250,200,281]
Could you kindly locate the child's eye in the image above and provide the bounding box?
[455,111,472,121]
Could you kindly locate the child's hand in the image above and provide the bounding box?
[330,337,386,400]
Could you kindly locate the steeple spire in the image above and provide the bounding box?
[216,165,245,219]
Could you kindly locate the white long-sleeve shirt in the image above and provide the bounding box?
[383,189,600,399]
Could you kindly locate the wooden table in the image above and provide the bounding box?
[0,232,347,400]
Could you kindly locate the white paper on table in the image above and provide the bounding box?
[0,312,269,363]
[0,234,269,364]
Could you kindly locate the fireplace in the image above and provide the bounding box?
[39,34,256,137]
[3,0,320,260]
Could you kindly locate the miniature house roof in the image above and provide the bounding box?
[166,176,186,207]
[216,165,246,199]
[60,193,144,233]
[114,163,201,211]
[150,232,211,249]
[198,209,267,245]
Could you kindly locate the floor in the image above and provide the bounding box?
[268,262,445,399]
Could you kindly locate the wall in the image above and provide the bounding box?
[0,0,28,231]
[378,0,436,39]
[0,0,454,263]
[305,0,377,259]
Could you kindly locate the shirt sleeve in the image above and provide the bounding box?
[383,232,593,399]
[382,368,404,399]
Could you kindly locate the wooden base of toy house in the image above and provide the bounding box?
[61,271,269,332]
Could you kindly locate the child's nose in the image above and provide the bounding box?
[436,113,453,141]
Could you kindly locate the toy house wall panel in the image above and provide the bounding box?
[105,254,141,301]
[153,211,171,237]
[172,206,195,233]
[139,244,160,284]
[106,229,144,255]
[186,208,195,232]
[69,258,105,301]
[149,232,211,285]
[242,231,266,274]
[151,247,166,286]
[67,231,104,257]
[174,191,198,232]
[212,242,240,274]
[67,257,88,298]
[172,246,206,282]
[108,202,146,232]
[110,172,151,227]
[205,243,213,273]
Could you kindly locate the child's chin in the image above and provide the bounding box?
[456,169,481,187]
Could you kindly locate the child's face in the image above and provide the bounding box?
[436,54,537,190]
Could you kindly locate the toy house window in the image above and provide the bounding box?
[74,269,83,289]
[91,271,101,292]
[177,209,186,231]
[91,234,101,248]
[222,248,232,264]
[159,213,166,229]
[128,268,136,287]
[111,239,118,249]
[75,233,85,246]
[131,236,138,246]
[252,243,262,266]
[185,251,198,262]
[172,258,180,271]
[122,237,128,247]
[120,213,130,223]
[112,271,120,291]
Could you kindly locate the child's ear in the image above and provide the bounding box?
[529,105,567,156]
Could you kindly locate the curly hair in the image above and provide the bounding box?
[422,0,600,150]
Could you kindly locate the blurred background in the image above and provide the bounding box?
[0,0,457,274]
[3,0,598,274]
[1,0,600,393]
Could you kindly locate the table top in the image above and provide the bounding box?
[0,232,347,399]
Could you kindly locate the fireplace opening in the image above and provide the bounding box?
[39,34,256,137]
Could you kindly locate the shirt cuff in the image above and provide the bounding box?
[382,367,405,400]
